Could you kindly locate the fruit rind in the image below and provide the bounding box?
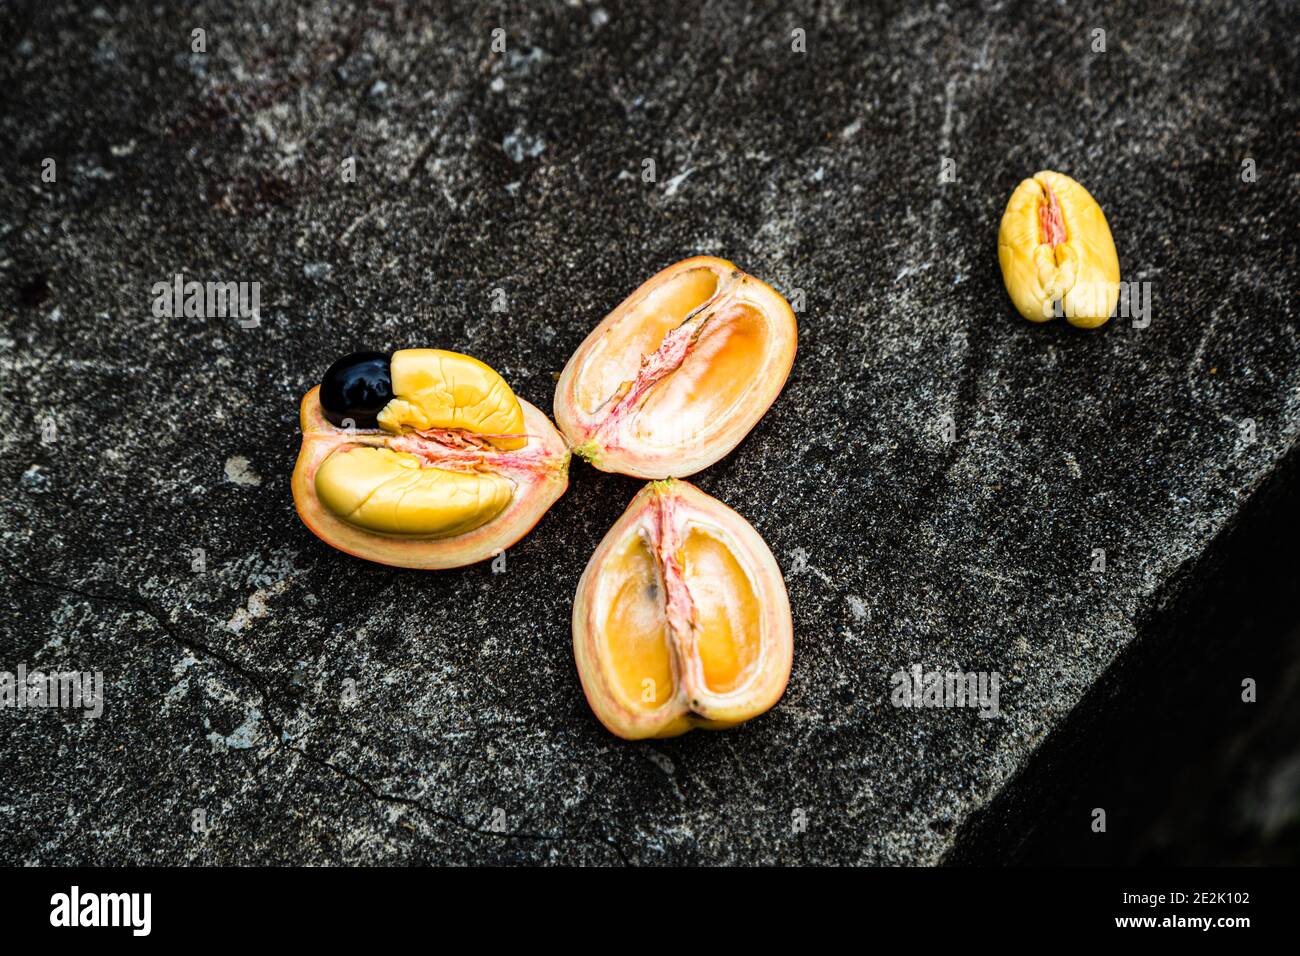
[570,439,601,464]
[572,479,793,739]
[554,256,797,479]
[293,386,569,569]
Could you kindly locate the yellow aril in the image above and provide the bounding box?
[377,349,527,449]
[315,445,513,538]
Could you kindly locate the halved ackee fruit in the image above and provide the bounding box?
[997,170,1120,329]
[572,479,793,739]
[554,256,797,479]
[292,349,569,569]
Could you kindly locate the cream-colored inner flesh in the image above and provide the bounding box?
[631,303,767,446]
[603,535,675,710]
[315,445,513,537]
[577,268,719,415]
[680,526,761,693]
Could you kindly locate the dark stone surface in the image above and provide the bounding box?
[1,1,1296,864]
[951,442,1300,865]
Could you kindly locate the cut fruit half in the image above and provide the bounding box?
[293,350,569,569]
[554,256,797,478]
[572,479,793,739]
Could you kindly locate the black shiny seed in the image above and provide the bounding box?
[319,351,393,428]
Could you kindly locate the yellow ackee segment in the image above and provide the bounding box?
[604,535,675,710]
[680,528,760,693]
[377,349,527,449]
[997,171,1120,328]
[315,445,513,537]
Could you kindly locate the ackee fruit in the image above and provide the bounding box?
[554,256,797,478]
[293,349,568,569]
[572,479,793,739]
[997,170,1120,329]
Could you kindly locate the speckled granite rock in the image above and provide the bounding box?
[1,1,1296,865]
